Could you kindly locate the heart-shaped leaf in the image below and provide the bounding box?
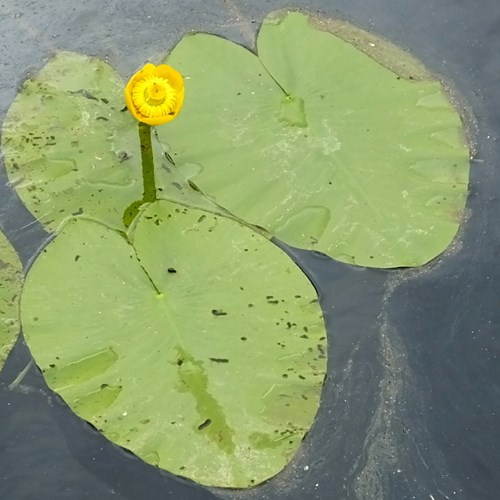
[0,230,22,372]
[2,11,470,268]
[21,200,327,487]
[161,10,470,268]
[1,52,218,232]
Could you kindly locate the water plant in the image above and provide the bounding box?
[0,9,469,489]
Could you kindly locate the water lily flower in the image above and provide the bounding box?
[125,63,184,125]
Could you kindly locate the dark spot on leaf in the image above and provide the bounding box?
[72,207,83,216]
[211,309,227,316]
[240,337,247,341]
[198,419,212,431]
[167,268,177,273]
[74,255,80,262]
[68,89,99,101]
[118,151,131,162]
[209,358,229,363]
[188,180,200,192]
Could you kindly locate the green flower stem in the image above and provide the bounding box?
[121,122,158,228]
[139,122,157,203]
[136,122,163,296]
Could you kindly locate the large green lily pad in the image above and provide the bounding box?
[2,11,470,268]
[161,10,470,268]
[1,52,218,233]
[0,230,23,372]
[21,200,327,487]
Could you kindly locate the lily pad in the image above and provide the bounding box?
[2,11,470,268]
[161,10,470,268]
[0,230,23,372]
[1,52,218,232]
[21,200,327,487]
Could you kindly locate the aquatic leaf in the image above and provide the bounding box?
[161,10,470,268]
[2,12,470,267]
[21,200,327,487]
[1,52,217,232]
[0,231,23,372]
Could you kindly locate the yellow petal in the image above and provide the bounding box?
[124,63,184,126]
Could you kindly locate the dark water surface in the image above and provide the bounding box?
[1,1,499,499]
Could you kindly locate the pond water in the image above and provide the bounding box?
[1,1,499,499]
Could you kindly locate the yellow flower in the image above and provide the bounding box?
[125,63,184,126]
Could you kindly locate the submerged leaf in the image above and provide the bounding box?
[0,231,23,372]
[161,10,470,268]
[21,200,327,487]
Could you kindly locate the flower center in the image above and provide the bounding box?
[132,76,178,119]
[146,81,167,104]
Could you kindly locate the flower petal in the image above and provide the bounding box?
[125,63,184,125]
